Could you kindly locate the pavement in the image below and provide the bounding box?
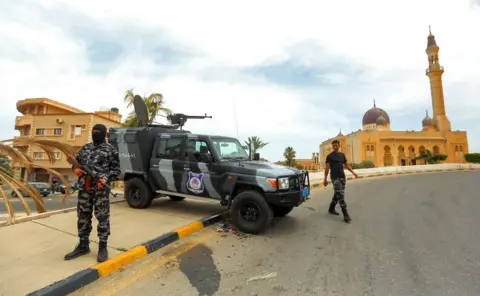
[0,197,224,296]
[69,171,480,296]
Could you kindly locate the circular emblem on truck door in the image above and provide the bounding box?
[187,172,205,194]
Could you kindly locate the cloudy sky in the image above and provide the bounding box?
[1,0,479,162]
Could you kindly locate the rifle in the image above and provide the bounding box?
[67,155,119,198]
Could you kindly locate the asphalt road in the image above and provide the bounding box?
[0,192,124,216]
[74,171,480,296]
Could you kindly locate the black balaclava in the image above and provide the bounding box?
[92,124,107,144]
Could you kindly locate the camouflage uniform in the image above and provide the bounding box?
[331,177,347,210]
[75,142,121,243]
[65,124,121,262]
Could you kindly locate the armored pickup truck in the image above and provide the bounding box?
[108,96,310,234]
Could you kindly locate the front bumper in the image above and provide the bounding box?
[265,171,311,208]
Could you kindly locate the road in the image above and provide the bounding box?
[74,171,480,296]
[0,193,124,216]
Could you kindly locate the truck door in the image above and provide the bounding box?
[184,136,223,200]
[150,134,189,194]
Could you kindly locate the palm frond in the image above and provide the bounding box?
[124,89,135,108]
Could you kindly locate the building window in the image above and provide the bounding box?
[70,125,82,138]
[54,128,62,135]
[36,129,46,136]
[33,152,44,159]
[53,152,61,159]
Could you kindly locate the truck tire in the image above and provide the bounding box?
[169,196,185,201]
[272,205,293,217]
[125,177,154,209]
[231,190,273,234]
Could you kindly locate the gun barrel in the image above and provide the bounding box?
[185,115,212,119]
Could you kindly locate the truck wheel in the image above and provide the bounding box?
[231,190,273,234]
[125,177,154,209]
[272,205,293,217]
[169,196,185,201]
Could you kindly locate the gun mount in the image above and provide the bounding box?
[132,94,212,129]
[167,113,212,130]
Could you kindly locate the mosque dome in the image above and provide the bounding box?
[362,101,390,126]
[376,114,388,125]
[422,110,433,127]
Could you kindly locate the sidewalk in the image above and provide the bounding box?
[0,198,224,296]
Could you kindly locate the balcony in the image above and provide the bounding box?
[15,115,34,128]
[12,136,32,147]
[425,66,444,74]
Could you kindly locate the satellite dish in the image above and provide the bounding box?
[133,95,149,127]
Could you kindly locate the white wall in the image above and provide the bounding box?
[310,163,480,181]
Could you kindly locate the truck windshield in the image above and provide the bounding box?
[211,138,249,160]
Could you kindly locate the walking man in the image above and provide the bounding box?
[323,140,358,223]
[64,124,121,262]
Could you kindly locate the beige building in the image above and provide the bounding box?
[12,98,122,182]
[319,29,469,168]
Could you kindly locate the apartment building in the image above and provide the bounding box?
[12,98,122,183]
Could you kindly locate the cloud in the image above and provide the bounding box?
[1,0,479,162]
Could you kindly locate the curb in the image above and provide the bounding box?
[308,167,479,189]
[26,212,227,296]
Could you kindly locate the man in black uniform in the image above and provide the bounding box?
[64,124,121,262]
[323,139,357,223]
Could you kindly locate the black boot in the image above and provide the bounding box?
[64,239,90,260]
[342,208,352,223]
[328,202,339,215]
[97,241,109,263]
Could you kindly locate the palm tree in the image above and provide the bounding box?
[283,146,296,167]
[415,149,447,164]
[243,136,268,156]
[123,89,173,127]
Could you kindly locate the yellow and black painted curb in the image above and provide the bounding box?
[27,212,227,296]
[309,167,479,189]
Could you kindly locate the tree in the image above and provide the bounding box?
[415,149,448,164]
[243,136,268,157]
[283,146,296,167]
[123,89,173,127]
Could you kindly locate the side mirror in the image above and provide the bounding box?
[253,153,260,161]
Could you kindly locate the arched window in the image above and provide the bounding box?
[383,145,393,166]
[366,144,375,163]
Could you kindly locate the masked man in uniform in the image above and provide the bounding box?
[323,139,357,223]
[64,124,121,262]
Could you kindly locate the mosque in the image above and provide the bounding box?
[319,29,469,168]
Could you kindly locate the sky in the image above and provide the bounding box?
[1,0,479,162]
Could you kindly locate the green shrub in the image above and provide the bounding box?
[360,160,375,168]
[465,153,480,163]
[351,163,362,169]
[350,160,375,169]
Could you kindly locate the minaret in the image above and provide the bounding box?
[425,26,451,132]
